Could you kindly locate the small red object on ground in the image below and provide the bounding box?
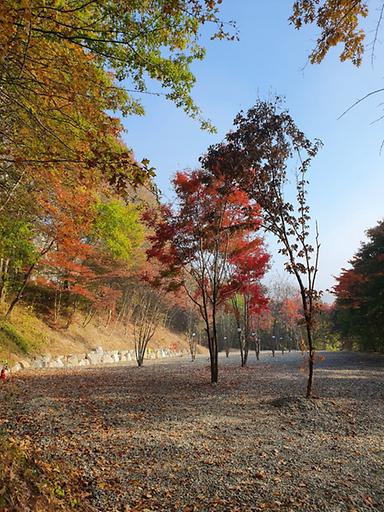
[1,366,9,383]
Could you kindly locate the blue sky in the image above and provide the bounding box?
[121,0,384,297]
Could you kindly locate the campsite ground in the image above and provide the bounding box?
[1,351,383,511]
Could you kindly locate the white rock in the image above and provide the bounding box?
[110,351,120,363]
[32,358,44,369]
[95,346,103,354]
[86,351,102,365]
[66,355,79,366]
[18,360,30,369]
[119,350,128,361]
[78,358,90,367]
[102,354,114,364]
[49,358,64,369]
[12,363,22,372]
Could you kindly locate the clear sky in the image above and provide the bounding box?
[121,0,384,298]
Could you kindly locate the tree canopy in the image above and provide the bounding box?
[290,0,369,66]
[334,218,384,352]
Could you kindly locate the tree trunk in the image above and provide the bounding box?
[306,322,314,398]
[254,338,260,361]
[243,341,249,366]
[65,299,78,329]
[82,306,95,328]
[210,318,219,384]
[5,240,53,320]
[54,289,62,325]
[0,258,9,303]
[105,309,112,328]
[5,262,36,319]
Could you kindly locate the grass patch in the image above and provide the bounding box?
[0,322,31,354]
[0,305,48,363]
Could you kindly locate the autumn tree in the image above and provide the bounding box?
[312,303,341,351]
[0,0,233,190]
[226,235,269,366]
[333,218,384,352]
[280,293,304,351]
[290,1,370,66]
[0,1,233,314]
[147,169,268,383]
[132,286,167,367]
[290,1,384,124]
[202,98,322,397]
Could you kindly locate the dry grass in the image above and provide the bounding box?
[0,304,195,364]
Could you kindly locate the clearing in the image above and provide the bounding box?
[1,351,383,511]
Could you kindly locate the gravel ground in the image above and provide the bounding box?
[1,351,383,512]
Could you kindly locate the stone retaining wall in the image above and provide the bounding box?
[11,346,182,372]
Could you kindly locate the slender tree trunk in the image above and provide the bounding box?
[82,306,95,327]
[239,329,245,366]
[204,317,218,384]
[254,337,260,361]
[210,311,219,384]
[54,289,62,325]
[243,341,248,366]
[5,240,53,320]
[65,299,78,329]
[105,309,112,328]
[5,262,36,319]
[306,321,314,398]
[0,258,9,303]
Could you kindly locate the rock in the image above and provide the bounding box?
[102,354,115,364]
[119,350,129,361]
[11,363,22,372]
[66,355,79,366]
[32,358,44,369]
[109,350,120,363]
[49,358,65,369]
[86,351,103,365]
[78,358,90,367]
[95,346,103,354]
[41,354,52,368]
[18,360,30,370]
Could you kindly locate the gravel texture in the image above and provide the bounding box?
[1,351,383,511]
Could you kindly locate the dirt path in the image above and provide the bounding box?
[1,351,383,511]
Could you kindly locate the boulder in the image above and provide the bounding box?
[49,358,65,369]
[18,360,30,370]
[102,353,114,364]
[110,350,120,363]
[66,355,79,366]
[94,346,103,354]
[41,354,52,368]
[86,351,102,365]
[32,358,44,369]
[78,358,90,367]
[118,350,128,361]
[11,363,22,372]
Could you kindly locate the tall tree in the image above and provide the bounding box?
[226,235,269,366]
[202,98,322,397]
[147,169,268,383]
[334,218,384,352]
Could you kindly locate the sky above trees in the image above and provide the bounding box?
[122,0,384,294]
